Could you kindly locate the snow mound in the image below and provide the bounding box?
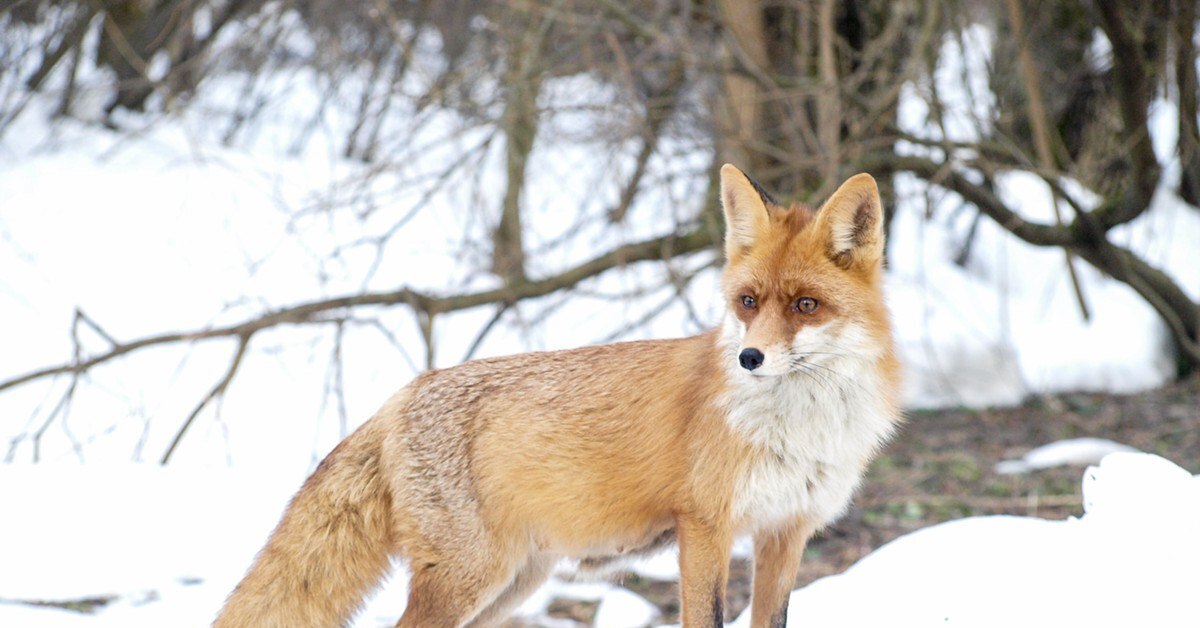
[1081,452,1200,525]
[745,453,1199,627]
[594,588,660,628]
[994,437,1141,474]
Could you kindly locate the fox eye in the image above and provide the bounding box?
[740,295,757,309]
[793,297,819,314]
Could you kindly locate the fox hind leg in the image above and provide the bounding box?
[465,552,557,628]
[395,545,532,628]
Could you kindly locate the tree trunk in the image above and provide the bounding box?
[1175,0,1200,206]
[491,1,550,282]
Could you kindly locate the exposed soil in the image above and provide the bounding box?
[536,373,1200,625]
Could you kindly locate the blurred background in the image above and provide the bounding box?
[0,1,1197,626]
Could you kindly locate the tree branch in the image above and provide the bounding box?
[859,153,1076,247]
[0,227,713,396]
[866,151,1198,372]
[25,6,97,92]
[1004,0,1090,321]
[1093,0,1162,228]
[160,334,251,464]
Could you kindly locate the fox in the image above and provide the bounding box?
[214,165,901,628]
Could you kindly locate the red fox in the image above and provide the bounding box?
[214,165,901,627]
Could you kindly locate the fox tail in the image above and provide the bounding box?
[213,421,395,627]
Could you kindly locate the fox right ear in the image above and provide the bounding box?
[720,164,771,260]
[815,173,885,270]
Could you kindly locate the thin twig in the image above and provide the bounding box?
[462,304,510,363]
[159,334,252,464]
[1004,0,1090,322]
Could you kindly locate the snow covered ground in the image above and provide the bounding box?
[1,450,1195,627]
[2,14,1199,628]
[743,452,1200,628]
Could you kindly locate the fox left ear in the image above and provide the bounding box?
[816,173,885,269]
[720,164,774,260]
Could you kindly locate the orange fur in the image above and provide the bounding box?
[214,166,901,628]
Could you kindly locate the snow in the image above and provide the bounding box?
[2,453,1195,627]
[886,155,1194,408]
[2,10,1199,628]
[593,589,660,628]
[628,549,683,581]
[2,17,1197,467]
[0,76,1193,461]
[0,465,293,602]
[995,438,1142,475]
[885,28,1200,408]
[728,453,1200,628]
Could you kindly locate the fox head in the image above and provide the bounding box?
[718,164,892,378]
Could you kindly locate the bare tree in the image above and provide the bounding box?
[1,0,1196,462]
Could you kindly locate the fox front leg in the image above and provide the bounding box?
[750,520,813,628]
[676,515,733,627]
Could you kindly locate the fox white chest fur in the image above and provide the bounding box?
[721,317,896,531]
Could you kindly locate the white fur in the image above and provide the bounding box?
[720,315,896,531]
[828,219,858,257]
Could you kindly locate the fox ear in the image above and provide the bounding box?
[720,164,772,260]
[816,173,885,269]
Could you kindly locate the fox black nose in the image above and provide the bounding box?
[738,348,764,371]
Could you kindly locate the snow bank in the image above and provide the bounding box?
[2,453,1194,627]
[730,453,1199,628]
